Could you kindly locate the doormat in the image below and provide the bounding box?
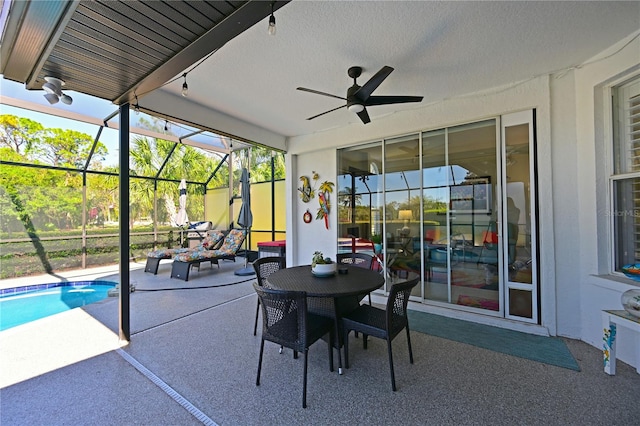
[407,310,580,371]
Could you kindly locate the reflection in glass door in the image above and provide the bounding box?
[384,135,421,295]
[423,120,501,313]
[502,110,538,322]
[336,142,383,266]
[336,112,538,323]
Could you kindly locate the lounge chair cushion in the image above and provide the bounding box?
[215,229,246,255]
[147,229,225,259]
[200,230,226,250]
[173,229,246,262]
[147,247,191,259]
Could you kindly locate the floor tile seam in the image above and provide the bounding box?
[131,293,254,336]
[116,348,218,426]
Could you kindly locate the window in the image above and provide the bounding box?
[612,77,640,271]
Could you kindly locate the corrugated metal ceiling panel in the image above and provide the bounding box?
[1,1,72,82]
[32,0,247,101]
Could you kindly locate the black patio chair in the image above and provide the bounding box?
[342,275,420,391]
[336,252,374,305]
[254,283,334,408]
[253,256,286,336]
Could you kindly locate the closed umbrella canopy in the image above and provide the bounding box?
[237,168,252,229]
[175,179,189,227]
[235,168,254,276]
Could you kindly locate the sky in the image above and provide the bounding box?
[1,78,123,166]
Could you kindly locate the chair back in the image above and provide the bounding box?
[386,274,420,334]
[199,230,225,250]
[253,283,308,352]
[253,256,286,288]
[336,252,373,269]
[215,229,247,255]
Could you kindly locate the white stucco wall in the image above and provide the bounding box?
[572,31,640,368]
[286,76,556,334]
[284,31,640,370]
[549,70,581,338]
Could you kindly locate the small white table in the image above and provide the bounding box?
[601,310,640,375]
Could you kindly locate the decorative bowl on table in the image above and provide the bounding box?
[621,264,640,282]
[312,263,336,277]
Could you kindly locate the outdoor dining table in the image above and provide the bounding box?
[266,264,385,374]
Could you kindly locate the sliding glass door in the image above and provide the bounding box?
[336,112,539,323]
[423,120,502,312]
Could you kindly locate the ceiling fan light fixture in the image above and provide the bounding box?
[43,76,72,105]
[60,94,73,105]
[42,82,61,96]
[44,76,64,92]
[297,65,422,124]
[44,93,59,105]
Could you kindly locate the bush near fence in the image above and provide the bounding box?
[0,227,178,279]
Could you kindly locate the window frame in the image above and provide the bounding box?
[610,74,640,274]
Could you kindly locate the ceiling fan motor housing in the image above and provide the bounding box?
[297,65,422,123]
[347,83,364,111]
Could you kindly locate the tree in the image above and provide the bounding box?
[128,134,228,227]
[36,128,106,168]
[250,147,286,182]
[0,114,44,155]
[87,169,118,226]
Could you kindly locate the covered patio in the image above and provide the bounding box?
[2,2,640,423]
[1,261,639,425]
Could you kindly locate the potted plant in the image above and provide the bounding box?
[312,251,336,276]
[371,234,383,254]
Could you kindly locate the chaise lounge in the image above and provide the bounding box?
[170,228,247,281]
[144,229,226,275]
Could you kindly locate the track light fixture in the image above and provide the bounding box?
[42,76,73,105]
[268,2,276,35]
[181,73,189,97]
[60,94,73,105]
[44,93,59,105]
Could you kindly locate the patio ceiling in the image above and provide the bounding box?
[1,1,639,145]
[0,1,287,105]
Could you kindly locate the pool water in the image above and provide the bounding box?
[0,281,116,331]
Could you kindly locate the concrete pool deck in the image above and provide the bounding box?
[1,258,640,425]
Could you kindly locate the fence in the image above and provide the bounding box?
[0,229,177,279]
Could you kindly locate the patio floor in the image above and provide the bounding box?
[1,258,639,425]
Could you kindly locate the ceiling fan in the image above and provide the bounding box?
[297,66,423,124]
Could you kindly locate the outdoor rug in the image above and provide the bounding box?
[407,310,581,371]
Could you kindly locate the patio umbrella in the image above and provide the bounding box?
[175,179,189,246]
[175,179,189,228]
[235,168,255,276]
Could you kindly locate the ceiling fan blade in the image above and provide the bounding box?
[365,95,423,106]
[297,87,346,101]
[306,104,347,120]
[356,108,371,124]
[353,66,394,101]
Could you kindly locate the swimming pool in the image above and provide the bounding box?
[0,281,117,331]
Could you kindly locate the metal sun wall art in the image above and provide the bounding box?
[298,171,334,229]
